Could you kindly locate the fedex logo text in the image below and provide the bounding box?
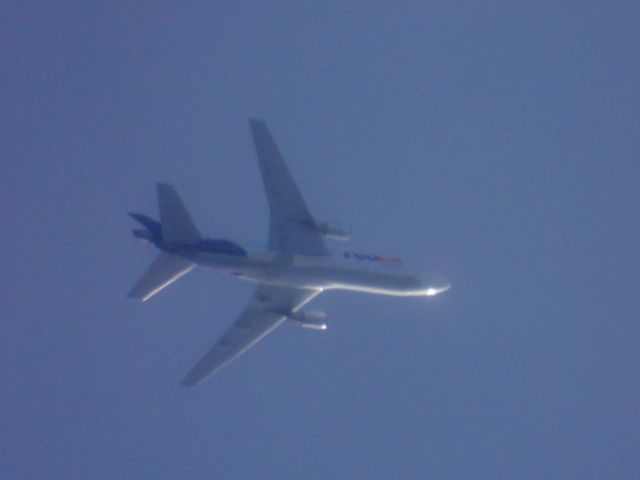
[343,252,403,265]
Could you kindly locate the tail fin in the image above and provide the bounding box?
[127,252,194,301]
[157,183,201,245]
[127,184,200,301]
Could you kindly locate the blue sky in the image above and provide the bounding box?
[2,2,639,478]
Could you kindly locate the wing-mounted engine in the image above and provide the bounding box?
[314,221,351,241]
[289,310,328,331]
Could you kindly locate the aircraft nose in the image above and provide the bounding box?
[416,274,452,296]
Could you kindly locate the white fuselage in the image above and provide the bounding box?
[179,248,450,297]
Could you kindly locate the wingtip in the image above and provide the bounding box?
[155,182,173,191]
[126,292,147,302]
[180,365,222,387]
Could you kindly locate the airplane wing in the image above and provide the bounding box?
[250,119,329,256]
[180,284,321,386]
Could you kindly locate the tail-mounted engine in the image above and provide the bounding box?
[129,213,163,247]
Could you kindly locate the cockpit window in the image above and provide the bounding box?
[196,239,247,256]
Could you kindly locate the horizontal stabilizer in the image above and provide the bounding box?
[157,183,201,245]
[127,252,194,301]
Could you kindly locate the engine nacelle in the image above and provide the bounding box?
[315,221,351,241]
[289,310,328,331]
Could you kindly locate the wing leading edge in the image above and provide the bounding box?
[181,285,321,386]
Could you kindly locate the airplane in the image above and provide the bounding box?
[128,119,451,386]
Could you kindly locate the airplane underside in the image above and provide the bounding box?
[128,119,450,385]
